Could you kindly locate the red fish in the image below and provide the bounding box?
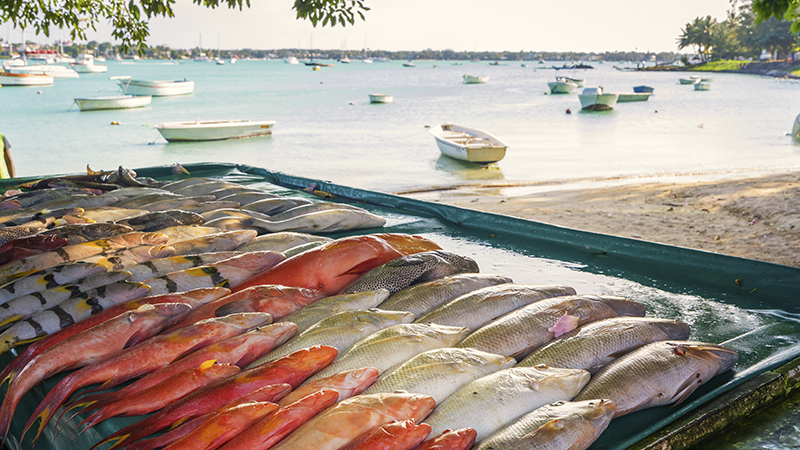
[124,385,291,450]
[69,322,297,414]
[22,312,272,444]
[0,302,191,445]
[165,285,325,333]
[219,389,339,450]
[338,419,432,450]
[232,233,441,295]
[0,235,69,265]
[74,360,241,435]
[93,345,337,450]
[415,428,477,450]
[277,367,378,407]
[0,287,230,392]
[162,401,279,450]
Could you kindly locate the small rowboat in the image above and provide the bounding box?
[0,71,54,86]
[74,95,152,111]
[694,82,711,91]
[633,85,654,93]
[368,94,393,104]
[463,74,489,84]
[154,119,276,142]
[112,75,194,96]
[578,87,619,111]
[430,123,508,164]
[616,92,652,102]
[548,80,578,94]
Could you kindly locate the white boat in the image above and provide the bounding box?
[547,80,578,94]
[284,56,299,64]
[368,94,393,104]
[792,113,800,139]
[215,58,225,65]
[578,86,619,111]
[616,92,652,102]
[74,94,152,111]
[0,71,54,86]
[556,76,585,87]
[112,75,194,96]
[8,64,79,78]
[429,123,508,164]
[1,57,25,69]
[70,54,108,73]
[463,74,489,84]
[403,62,416,67]
[154,119,276,142]
[679,77,700,85]
[362,58,373,64]
[694,82,711,91]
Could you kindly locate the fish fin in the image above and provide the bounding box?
[340,258,383,277]
[90,433,131,450]
[199,359,217,371]
[670,373,704,406]
[524,419,565,441]
[547,314,580,337]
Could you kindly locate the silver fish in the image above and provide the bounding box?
[159,177,222,192]
[125,252,240,282]
[363,347,517,404]
[168,230,258,255]
[573,340,738,417]
[474,399,617,450]
[78,207,151,223]
[426,366,591,441]
[200,208,274,222]
[282,240,328,258]
[114,210,205,232]
[212,191,280,205]
[340,250,479,295]
[456,295,646,359]
[113,192,184,209]
[39,223,135,245]
[173,200,242,214]
[0,262,107,304]
[279,289,390,334]
[149,226,223,243]
[266,202,369,221]
[172,181,249,197]
[240,197,312,215]
[135,195,217,212]
[416,284,577,332]
[306,322,471,382]
[247,308,415,369]
[232,232,332,254]
[380,273,513,318]
[517,317,691,373]
[97,187,174,202]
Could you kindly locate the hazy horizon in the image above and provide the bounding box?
[3,0,732,54]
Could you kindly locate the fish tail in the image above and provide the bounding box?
[89,433,131,450]
[0,392,18,446]
[56,399,98,438]
[22,372,82,444]
[71,409,104,439]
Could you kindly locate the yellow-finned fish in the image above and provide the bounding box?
[0,261,107,304]
[232,231,332,254]
[125,252,240,282]
[168,230,258,256]
[278,289,390,334]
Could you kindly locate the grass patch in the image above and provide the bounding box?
[688,60,748,72]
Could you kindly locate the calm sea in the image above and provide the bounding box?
[2,59,799,193]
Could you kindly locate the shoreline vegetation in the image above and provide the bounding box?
[643,60,800,79]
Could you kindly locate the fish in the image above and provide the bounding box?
[415,428,477,450]
[125,252,241,282]
[207,208,387,234]
[0,235,69,265]
[39,223,136,244]
[265,202,369,221]
[22,312,273,444]
[76,207,151,223]
[4,187,94,208]
[28,194,119,211]
[282,240,329,258]
[166,285,325,332]
[473,399,617,450]
[168,230,258,255]
[425,366,591,441]
[269,392,436,450]
[0,232,168,284]
[232,232,332,254]
[0,303,191,445]
[379,273,514,318]
[148,225,223,243]
[134,194,217,212]
[0,288,230,396]
[160,177,225,192]
[415,283,577,332]
[340,250,479,295]
[82,244,176,272]
[0,270,132,330]
[337,419,431,450]
[160,401,279,450]
[232,233,442,295]
[172,181,252,197]
[73,360,242,434]
[306,323,471,382]
[213,191,283,205]
[114,210,205,232]
[0,261,107,304]
[277,367,379,407]
[176,200,243,214]
[96,187,174,202]
[218,390,339,450]
[0,199,20,211]
[573,340,739,417]
[517,317,692,373]
[0,206,84,227]
[201,208,275,222]
[363,348,517,404]
[0,280,153,354]
[247,308,415,369]
[68,323,297,416]
[140,251,285,295]
[95,345,337,450]
[277,289,390,334]
[0,225,44,246]
[455,294,647,359]
[112,192,184,209]
[240,197,312,215]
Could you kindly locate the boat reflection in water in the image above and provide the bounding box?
[434,155,505,181]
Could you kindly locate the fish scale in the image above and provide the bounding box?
[125,252,239,282]
[277,289,390,334]
[0,262,108,304]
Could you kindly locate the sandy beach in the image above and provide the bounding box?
[400,170,800,268]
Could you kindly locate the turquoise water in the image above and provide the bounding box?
[2,59,799,192]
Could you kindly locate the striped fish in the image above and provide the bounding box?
[169,230,258,256]
[77,244,176,271]
[0,262,107,304]
[125,252,240,282]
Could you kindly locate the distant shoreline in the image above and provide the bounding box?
[643,60,800,79]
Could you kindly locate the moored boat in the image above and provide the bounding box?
[0,71,54,86]
[70,54,108,73]
[403,62,416,67]
[633,85,654,93]
[616,92,652,102]
[578,86,619,111]
[679,77,700,85]
[154,119,276,142]
[430,123,508,164]
[73,95,152,111]
[284,57,299,64]
[112,75,195,96]
[694,82,711,91]
[556,76,585,87]
[547,80,578,94]
[463,74,489,84]
[368,94,393,104]
[8,64,79,78]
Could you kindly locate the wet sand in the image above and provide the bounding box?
[400,171,800,268]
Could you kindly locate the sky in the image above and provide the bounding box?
[3,0,734,53]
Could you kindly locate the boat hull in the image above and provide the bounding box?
[694,83,711,91]
[430,123,507,164]
[155,120,276,142]
[74,95,152,111]
[71,63,108,73]
[463,75,489,84]
[548,81,578,94]
[118,78,195,96]
[578,93,619,111]
[633,85,654,93]
[617,92,652,102]
[369,94,393,104]
[8,66,79,78]
[0,72,54,86]
[679,78,699,85]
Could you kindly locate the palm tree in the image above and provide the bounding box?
[676,16,717,62]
